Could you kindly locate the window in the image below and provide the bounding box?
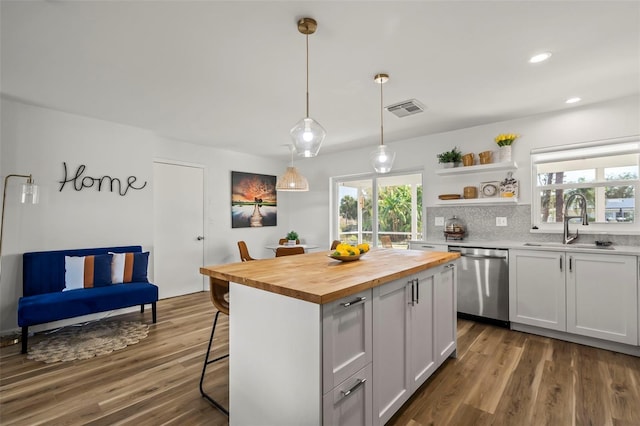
[531,137,639,233]
[332,171,423,248]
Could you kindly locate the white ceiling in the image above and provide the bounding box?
[2,1,639,159]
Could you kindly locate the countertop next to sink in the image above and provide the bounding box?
[411,239,640,256]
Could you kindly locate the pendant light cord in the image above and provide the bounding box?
[380,77,384,146]
[305,33,310,118]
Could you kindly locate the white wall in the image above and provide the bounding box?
[1,95,637,334]
[0,98,290,333]
[287,95,640,245]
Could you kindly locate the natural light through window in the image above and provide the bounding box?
[333,172,423,248]
[531,137,639,233]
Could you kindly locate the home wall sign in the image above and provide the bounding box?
[58,162,148,196]
[231,171,277,228]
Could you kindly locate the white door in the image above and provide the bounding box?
[153,161,204,299]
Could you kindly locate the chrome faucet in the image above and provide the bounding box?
[563,193,589,244]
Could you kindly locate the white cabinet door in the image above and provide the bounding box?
[509,249,566,331]
[322,289,372,394]
[408,271,435,389]
[567,253,638,345]
[434,262,457,363]
[409,242,448,252]
[372,278,410,426]
[323,363,373,426]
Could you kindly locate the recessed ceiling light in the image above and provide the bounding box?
[529,52,552,63]
[565,97,582,104]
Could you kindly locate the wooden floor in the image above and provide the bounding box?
[1,292,639,426]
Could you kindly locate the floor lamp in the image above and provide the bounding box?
[0,174,39,348]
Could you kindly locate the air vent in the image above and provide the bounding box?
[386,99,426,118]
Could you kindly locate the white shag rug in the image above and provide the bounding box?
[27,321,149,363]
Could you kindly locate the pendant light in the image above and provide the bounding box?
[290,17,326,158]
[276,146,309,191]
[370,73,395,173]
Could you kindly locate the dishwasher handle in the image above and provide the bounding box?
[455,253,508,260]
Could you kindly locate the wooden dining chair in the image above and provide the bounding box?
[330,240,341,250]
[199,277,230,416]
[380,235,393,248]
[275,246,305,257]
[237,241,255,262]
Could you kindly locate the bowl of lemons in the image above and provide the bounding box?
[329,243,370,262]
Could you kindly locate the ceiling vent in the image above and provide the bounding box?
[386,99,426,118]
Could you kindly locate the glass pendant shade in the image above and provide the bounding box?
[276,166,309,191]
[370,144,396,174]
[290,117,326,157]
[21,181,39,204]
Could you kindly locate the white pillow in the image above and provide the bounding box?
[110,252,126,283]
[64,256,85,291]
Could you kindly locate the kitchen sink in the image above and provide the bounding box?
[523,242,615,250]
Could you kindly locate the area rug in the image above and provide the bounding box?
[27,321,149,363]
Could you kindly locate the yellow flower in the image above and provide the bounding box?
[495,133,519,147]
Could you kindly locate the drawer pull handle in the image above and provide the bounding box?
[340,378,366,398]
[341,296,366,307]
[445,263,455,269]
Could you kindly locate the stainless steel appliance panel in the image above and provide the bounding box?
[448,246,509,323]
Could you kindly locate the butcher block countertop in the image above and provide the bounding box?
[200,248,460,304]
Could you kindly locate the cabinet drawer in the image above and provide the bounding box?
[322,289,372,395]
[409,242,448,252]
[323,363,372,426]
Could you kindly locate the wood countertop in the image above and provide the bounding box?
[200,248,460,304]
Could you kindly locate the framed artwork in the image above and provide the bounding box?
[231,171,277,228]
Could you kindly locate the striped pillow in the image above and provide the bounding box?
[110,252,149,284]
[64,254,113,291]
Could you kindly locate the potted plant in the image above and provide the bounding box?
[437,147,463,168]
[286,230,299,245]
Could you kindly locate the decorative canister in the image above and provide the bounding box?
[444,215,465,240]
[463,186,478,199]
[479,150,493,164]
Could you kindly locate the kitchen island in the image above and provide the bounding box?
[200,248,460,426]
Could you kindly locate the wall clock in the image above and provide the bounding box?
[480,181,499,198]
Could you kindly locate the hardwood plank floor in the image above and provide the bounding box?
[1,292,639,425]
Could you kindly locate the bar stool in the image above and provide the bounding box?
[199,277,230,416]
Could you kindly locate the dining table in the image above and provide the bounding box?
[264,243,319,253]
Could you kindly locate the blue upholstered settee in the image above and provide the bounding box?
[18,245,158,354]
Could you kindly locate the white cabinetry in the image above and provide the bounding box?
[510,249,638,346]
[509,249,566,331]
[409,242,448,252]
[322,289,372,425]
[322,290,372,394]
[372,262,457,425]
[567,253,637,345]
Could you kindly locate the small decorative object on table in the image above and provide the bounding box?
[329,243,369,262]
[436,147,463,168]
[286,230,299,245]
[499,172,518,198]
[494,133,519,162]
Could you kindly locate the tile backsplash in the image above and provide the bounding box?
[426,205,640,246]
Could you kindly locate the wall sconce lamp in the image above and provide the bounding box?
[0,174,39,259]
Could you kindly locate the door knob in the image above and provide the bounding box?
[197,236,204,241]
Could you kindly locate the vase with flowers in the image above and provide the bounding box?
[494,133,519,162]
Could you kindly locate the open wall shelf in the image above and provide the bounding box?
[436,197,518,206]
[435,161,518,176]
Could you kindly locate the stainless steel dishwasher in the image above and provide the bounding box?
[448,246,509,326]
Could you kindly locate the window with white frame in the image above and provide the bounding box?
[331,171,423,248]
[531,136,639,233]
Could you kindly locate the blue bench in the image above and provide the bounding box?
[18,245,158,354]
